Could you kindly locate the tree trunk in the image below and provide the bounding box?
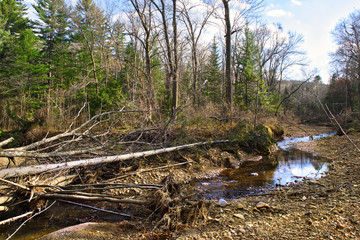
[171,0,178,113]
[223,0,232,109]
[0,140,229,178]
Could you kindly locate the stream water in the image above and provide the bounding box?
[0,132,335,239]
[189,132,336,200]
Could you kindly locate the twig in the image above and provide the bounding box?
[275,76,312,115]
[315,94,337,128]
[0,178,30,191]
[67,102,88,131]
[39,193,148,205]
[325,104,360,152]
[27,183,162,192]
[61,183,163,189]
[6,201,56,240]
[59,199,133,218]
[0,211,33,226]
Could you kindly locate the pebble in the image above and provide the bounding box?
[256,202,271,209]
[235,203,246,209]
[218,198,228,207]
[250,172,259,176]
[233,213,245,220]
[239,228,246,234]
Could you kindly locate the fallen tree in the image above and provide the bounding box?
[0,140,229,179]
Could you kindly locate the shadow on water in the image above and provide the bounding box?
[189,132,335,200]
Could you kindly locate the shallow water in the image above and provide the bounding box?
[277,132,336,150]
[0,201,126,240]
[189,132,335,200]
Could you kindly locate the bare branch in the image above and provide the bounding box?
[0,137,14,148]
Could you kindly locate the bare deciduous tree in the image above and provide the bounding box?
[332,10,360,109]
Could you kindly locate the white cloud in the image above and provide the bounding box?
[23,0,35,5]
[266,9,293,18]
[291,0,302,6]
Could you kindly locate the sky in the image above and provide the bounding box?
[22,0,360,83]
[264,0,360,83]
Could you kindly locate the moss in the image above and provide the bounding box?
[264,123,284,140]
[226,121,276,155]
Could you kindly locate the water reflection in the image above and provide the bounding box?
[191,133,333,200]
[277,132,336,150]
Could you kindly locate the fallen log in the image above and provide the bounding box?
[0,140,229,179]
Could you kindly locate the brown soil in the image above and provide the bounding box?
[20,125,360,239]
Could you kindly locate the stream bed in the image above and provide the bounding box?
[0,132,336,239]
[189,132,336,200]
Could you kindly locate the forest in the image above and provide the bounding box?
[0,0,360,239]
[0,0,358,132]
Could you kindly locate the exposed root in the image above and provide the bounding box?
[149,174,212,230]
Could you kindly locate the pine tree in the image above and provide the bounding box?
[0,0,29,34]
[0,16,10,51]
[33,0,72,120]
[0,0,47,128]
[235,27,269,110]
[204,37,222,103]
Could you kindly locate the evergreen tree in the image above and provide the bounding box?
[33,0,71,81]
[204,37,222,103]
[0,0,29,34]
[235,27,269,110]
[0,15,10,51]
[33,0,72,120]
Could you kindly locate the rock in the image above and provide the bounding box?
[233,213,245,220]
[218,198,228,207]
[250,172,259,176]
[39,222,119,240]
[302,196,307,201]
[256,202,271,209]
[235,203,246,210]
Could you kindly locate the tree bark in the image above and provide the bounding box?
[223,0,232,108]
[171,0,178,112]
[0,140,229,178]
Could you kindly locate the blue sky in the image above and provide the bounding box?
[264,0,360,82]
[23,0,360,83]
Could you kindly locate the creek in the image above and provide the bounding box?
[189,132,336,200]
[0,132,335,239]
